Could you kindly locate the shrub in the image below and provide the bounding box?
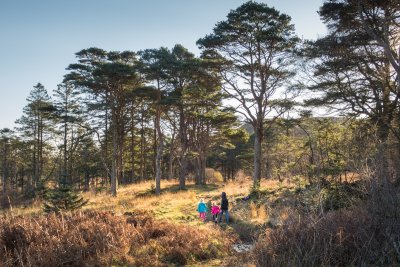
[0,210,234,266]
[214,171,224,183]
[321,182,363,212]
[0,211,136,266]
[252,206,400,266]
[206,168,224,183]
[133,220,234,265]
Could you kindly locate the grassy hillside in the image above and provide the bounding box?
[2,176,399,266]
[1,178,278,266]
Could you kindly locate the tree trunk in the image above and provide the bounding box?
[200,155,206,185]
[62,110,68,186]
[195,158,201,185]
[84,145,90,192]
[155,133,163,194]
[155,86,163,195]
[113,101,125,195]
[33,113,39,189]
[395,136,400,184]
[104,92,109,186]
[39,116,44,184]
[118,133,124,185]
[153,118,157,180]
[168,131,176,180]
[253,121,263,189]
[130,105,135,183]
[111,117,118,197]
[178,106,187,190]
[140,105,145,181]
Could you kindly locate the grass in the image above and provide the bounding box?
[0,177,315,266]
[81,179,283,225]
[1,178,304,233]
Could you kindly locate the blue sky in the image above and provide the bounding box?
[0,0,326,129]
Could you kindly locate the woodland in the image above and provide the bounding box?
[1,0,400,266]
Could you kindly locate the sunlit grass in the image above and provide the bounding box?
[0,198,42,217]
[1,176,306,229]
[80,180,221,225]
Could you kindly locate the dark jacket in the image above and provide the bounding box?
[221,192,229,210]
[221,199,229,210]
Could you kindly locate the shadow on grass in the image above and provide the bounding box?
[217,215,260,243]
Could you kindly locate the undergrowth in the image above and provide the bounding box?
[228,179,400,267]
[0,210,234,266]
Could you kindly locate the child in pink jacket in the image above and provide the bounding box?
[211,201,220,223]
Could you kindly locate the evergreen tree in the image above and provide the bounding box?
[15,83,55,192]
[139,48,170,194]
[304,0,400,181]
[66,48,143,196]
[43,184,88,213]
[0,128,13,193]
[198,1,299,189]
[53,81,83,186]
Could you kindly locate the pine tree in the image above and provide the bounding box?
[304,0,400,181]
[43,183,88,213]
[53,81,83,186]
[66,48,143,196]
[15,83,55,193]
[198,1,299,189]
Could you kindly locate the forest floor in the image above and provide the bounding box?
[1,178,309,266]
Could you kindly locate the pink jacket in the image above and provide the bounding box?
[211,205,221,215]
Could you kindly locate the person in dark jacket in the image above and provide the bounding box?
[218,192,229,223]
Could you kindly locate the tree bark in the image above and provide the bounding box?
[130,104,135,183]
[62,102,68,185]
[140,104,145,182]
[200,155,206,184]
[83,144,90,192]
[168,128,176,180]
[110,112,118,197]
[178,105,187,190]
[155,85,163,195]
[194,158,201,185]
[39,116,43,184]
[104,91,109,186]
[253,120,263,189]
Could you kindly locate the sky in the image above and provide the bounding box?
[0,0,326,129]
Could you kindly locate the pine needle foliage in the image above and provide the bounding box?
[43,184,88,213]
